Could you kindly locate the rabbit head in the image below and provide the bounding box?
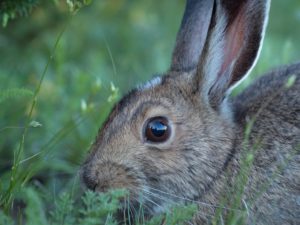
[81,0,270,216]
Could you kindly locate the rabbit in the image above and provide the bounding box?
[81,0,300,224]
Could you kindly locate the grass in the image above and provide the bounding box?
[0,1,299,224]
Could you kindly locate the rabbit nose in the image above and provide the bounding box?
[81,165,118,193]
[95,182,112,193]
[82,169,111,192]
[82,161,139,193]
[81,168,98,191]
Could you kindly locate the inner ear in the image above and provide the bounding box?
[197,0,270,110]
[219,4,246,82]
[208,3,248,106]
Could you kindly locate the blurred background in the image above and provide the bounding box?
[0,0,300,217]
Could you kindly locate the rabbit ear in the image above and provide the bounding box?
[197,0,270,109]
[170,0,214,72]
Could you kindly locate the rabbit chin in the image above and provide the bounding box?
[114,197,161,222]
[115,188,180,220]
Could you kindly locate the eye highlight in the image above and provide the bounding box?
[144,117,171,143]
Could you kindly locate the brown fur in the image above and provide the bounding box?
[81,0,300,224]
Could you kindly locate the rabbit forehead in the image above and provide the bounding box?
[109,71,196,123]
[93,71,198,151]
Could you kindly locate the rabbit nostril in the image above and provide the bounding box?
[95,183,110,193]
[92,183,98,191]
[84,178,98,191]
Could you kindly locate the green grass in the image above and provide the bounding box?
[0,187,199,225]
[0,0,299,224]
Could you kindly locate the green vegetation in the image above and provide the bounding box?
[0,0,299,224]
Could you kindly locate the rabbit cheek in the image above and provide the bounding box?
[83,161,141,195]
[97,166,137,192]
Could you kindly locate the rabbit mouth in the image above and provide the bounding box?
[111,185,173,222]
[115,194,156,223]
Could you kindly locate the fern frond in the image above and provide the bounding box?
[0,0,93,27]
[0,88,34,104]
[0,0,40,27]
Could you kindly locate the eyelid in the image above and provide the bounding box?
[130,97,174,124]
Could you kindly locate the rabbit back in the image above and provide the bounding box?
[230,62,300,224]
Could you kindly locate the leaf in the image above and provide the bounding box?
[107,82,119,103]
[285,74,297,88]
[1,0,39,27]
[50,192,75,225]
[0,88,33,104]
[66,0,93,13]
[0,210,13,225]
[2,13,9,27]
[164,204,197,225]
[29,121,43,128]
[24,187,48,225]
[79,189,127,225]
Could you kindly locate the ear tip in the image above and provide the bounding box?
[170,0,214,72]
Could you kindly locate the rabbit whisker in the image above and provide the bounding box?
[141,192,166,213]
[141,187,217,220]
[144,186,243,212]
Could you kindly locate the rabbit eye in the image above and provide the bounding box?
[144,117,170,143]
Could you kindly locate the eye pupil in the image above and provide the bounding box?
[149,121,167,137]
[145,117,170,143]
